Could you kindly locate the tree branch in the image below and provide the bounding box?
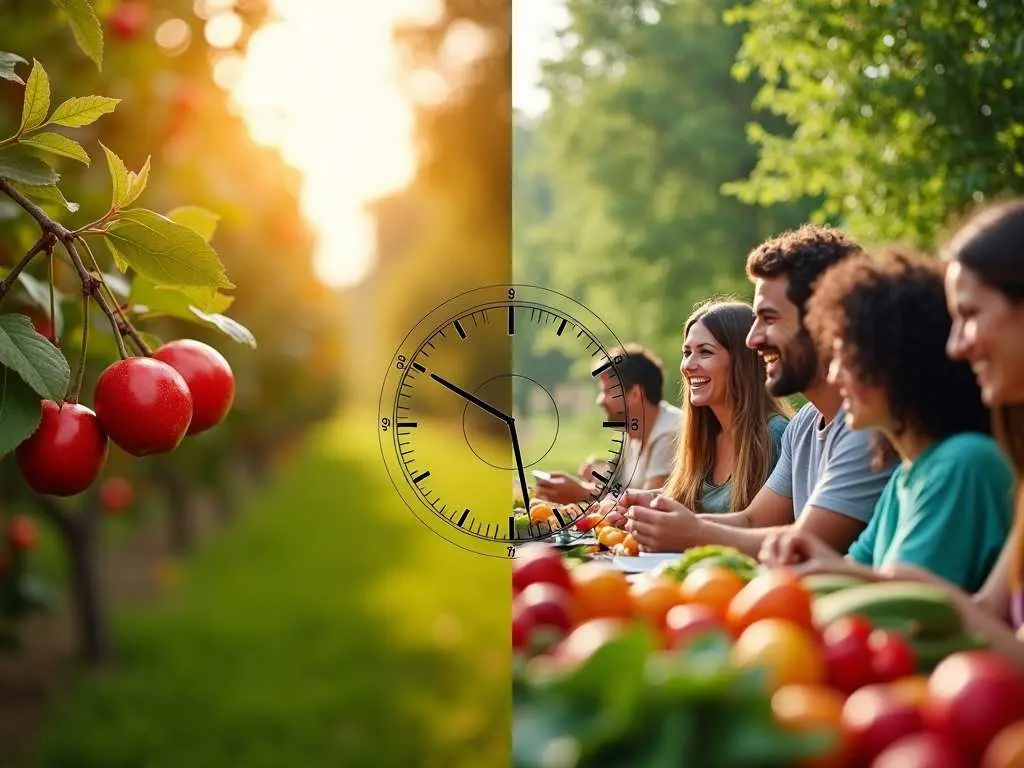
[0,177,74,241]
[0,232,55,303]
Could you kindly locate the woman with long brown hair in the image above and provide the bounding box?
[660,299,793,515]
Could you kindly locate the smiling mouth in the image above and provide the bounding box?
[688,377,711,388]
[761,350,781,366]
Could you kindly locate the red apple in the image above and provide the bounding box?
[925,651,1024,759]
[842,683,924,765]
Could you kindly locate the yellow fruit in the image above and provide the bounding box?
[598,527,626,548]
[732,618,826,692]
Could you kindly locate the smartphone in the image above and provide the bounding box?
[531,470,552,482]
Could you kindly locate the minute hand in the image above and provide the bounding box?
[429,373,511,423]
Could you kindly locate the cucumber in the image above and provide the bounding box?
[813,581,963,639]
[801,573,868,598]
[910,633,988,673]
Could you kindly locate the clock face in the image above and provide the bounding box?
[378,285,644,559]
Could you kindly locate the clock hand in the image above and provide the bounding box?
[507,418,531,509]
[430,373,511,424]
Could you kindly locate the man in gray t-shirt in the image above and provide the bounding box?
[619,225,896,556]
[766,401,889,526]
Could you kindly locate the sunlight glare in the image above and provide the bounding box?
[229,0,422,288]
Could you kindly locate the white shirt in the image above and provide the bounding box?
[614,400,681,490]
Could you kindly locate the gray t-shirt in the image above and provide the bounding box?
[765,402,894,522]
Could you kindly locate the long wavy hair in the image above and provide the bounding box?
[662,299,793,512]
[939,198,1024,589]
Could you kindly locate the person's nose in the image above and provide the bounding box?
[746,322,764,351]
[946,322,969,361]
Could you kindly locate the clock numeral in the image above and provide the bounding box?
[507,287,516,300]
[630,417,639,431]
[611,482,622,498]
[396,355,407,370]
[507,545,516,559]
[380,417,390,431]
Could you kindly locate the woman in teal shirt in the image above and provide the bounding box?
[760,249,1014,593]
[660,299,792,515]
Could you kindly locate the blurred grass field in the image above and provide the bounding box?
[26,409,510,768]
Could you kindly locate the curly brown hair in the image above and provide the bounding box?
[805,247,991,452]
[746,224,864,317]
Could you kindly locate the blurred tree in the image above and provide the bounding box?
[0,0,346,665]
[365,0,512,429]
[517,0,813,385]
[724,0,1024,246]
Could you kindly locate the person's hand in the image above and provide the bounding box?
[759,530,842,569]
[621,492,700,552]
[577,457,611,483]
[534,472,590,504]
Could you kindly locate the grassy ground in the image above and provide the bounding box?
[24,410,510,768]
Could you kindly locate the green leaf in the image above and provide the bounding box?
[124,155,150,208]
[168,206,219,242]
[131,276,233,316]
[104,209,234,290]
[19,132,90,165]
[106,240,129,273]
[190,308,256,348]
[46,96,119,128]
[18,60,50,134]
[0,366,42,455]
[49,0,104,69]
[99,142,129,209]
[16,273,65,335]
[0,154,59,186]
[0,51,27,85]
[0,314,70,402]
[11,182,79,213]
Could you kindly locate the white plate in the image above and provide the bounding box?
[610,553,680,574]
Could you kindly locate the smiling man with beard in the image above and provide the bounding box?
[621,224,897,556]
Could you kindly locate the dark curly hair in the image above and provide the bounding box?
[746,224,865,318]
[805,247,991,460]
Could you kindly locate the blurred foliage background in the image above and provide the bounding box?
[516,0,1024,473]
[0,0,510,766]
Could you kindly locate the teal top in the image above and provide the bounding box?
[699,413,790,514]
[848,432,1015,592]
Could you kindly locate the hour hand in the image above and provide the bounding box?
[430,373,511,423]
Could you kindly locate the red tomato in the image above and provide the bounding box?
[512,543,572,595]
[869,630,917,683]
[842,682,924,765]
[925,651,1024,759]
[822,615,876,693]
[872,732,968,768]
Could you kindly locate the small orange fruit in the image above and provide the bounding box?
[726,568,814,636]
[629,576,683,628]
[597,527,626,549]
[771,683,849,767]
[530,504,555,524]
[570,562,633,620]
[678,567,745,621]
